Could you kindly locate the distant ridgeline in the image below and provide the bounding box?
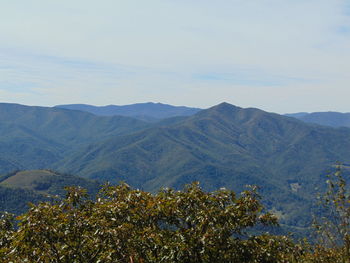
[286,111,350,128]
[55,102,202,122]
[1,102,350,233]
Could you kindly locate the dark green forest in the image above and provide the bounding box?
[0,170,100,215]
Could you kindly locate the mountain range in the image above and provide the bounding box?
[1,102,350,232]
[57,102,350,128]
[55,102,202,122]
[286,111,350,128]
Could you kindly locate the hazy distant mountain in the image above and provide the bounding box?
[286,111,350,128]
[285,112,309,118]
[55,102,202,121]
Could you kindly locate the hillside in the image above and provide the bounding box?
[0,103,150,175]
[286,111,350,128]
[55,102,202,121]
[53,103,350,228]
[0,170,100,195]
[0,170,100,214]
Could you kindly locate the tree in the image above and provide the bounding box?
[0,182,300,262]
[0,212,15,259]
[311,167,350,263]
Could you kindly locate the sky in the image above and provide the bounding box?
[0,0,350,113]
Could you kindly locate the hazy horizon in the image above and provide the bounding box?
[2,100,350,115]
[1,1,349,114]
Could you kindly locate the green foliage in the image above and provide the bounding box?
[277,168,350,263]
[0,183,304,263]
[0,212,15,259]
[2,172,350,262]
[310,167,350,262]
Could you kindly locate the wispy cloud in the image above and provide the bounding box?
[192,70,318,87]
[336,26,350,35]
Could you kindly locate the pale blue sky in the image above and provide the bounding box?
[0,0,349,113]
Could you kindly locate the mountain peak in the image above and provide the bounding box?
[208,102,242,113]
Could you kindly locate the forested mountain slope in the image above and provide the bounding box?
[0,169,100,215]
[54,103,350,227]
[0,103,150,174]
[2,102,350,228]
